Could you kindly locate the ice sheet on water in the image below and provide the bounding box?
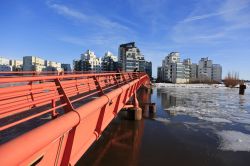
[217,130,250,152]
[156,83,250,125]
[201,117,232,123]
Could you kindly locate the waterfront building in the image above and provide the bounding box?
[0,57,10,65]
[23,56,46,71]
[198,57,213,81]
[101,51,118,71]
[118,42,145,72]
[118,42,152,78]
[45,60,62,72]
[61,64,72,72]
[160,52,190,83]
[145,61,152,78]
[10,59,23,71]
[183,58,191,82]
[212,64,222,83]
[190,63,198,81]
[0,57,11,71]
[158,55,222,83]
[157,67,163,82]
[74,50,102,72]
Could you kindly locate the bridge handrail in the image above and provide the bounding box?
[0,72,147,133]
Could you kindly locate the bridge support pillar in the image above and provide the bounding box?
[149,103,156,114]
[126,92,142,120]
[127,107,142,120]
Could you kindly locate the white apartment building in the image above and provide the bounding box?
[183,58,191,82]
[160,52,190,83]
[161,52,180,82]
[102,51,118,71]
[119,42,145,72]
[10,59,23,71]
[45,60,62,72]
[0,57,10,65]
[0,57,11,71]
[212,64,222,83]
[23,56,46,71]
[158,55,222,83]
[74,50,101,71]
[198,57,213,80]
[190,63,198,80]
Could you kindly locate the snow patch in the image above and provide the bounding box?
[217,130,250,152]
[153,117,170,124]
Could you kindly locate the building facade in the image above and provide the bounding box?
[10,60,23,71]
[160,52,190,83]
[74,50,102,72]
[118,42,152,78]
[61,64,72,72]
[212,64,222,83]
[23,56,46,71]
[45,60,62,72]
[198,57,213,81]
[101,51,118,71]
[158,55,222,83]
[118,42,145,72]
[190,63,198,81]
[0,57,11,71]
[145,61,152,78]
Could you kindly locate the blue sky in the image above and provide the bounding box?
[0,0,250,79]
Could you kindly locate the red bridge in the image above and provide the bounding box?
[0,72,150,165]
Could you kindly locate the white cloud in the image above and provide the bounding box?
[47,2,131,31]
[172,0,250,44]
[49,3,88,21]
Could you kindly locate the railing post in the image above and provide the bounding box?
[112,75,120,87]
[51,99,57,118]
[28,81,36,108]
[54,78,75,112]
[93,76,104,96]
[121,72,127,84]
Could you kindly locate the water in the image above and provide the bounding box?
[77,84,250,166]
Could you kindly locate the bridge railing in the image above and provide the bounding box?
[0,72,150,165]
[0,71,115,77]
[0,72,143,132]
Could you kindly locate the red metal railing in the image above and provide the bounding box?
[0,72,150,165]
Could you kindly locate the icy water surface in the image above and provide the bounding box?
[78,84,250,166]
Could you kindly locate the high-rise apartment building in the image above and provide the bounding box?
[0,57,12,71]
[145,61,152,78]
[45,60,62,72]
[118,42,144,72]
[101,51,118,71]
[212,64,222,83]
[23,56,46,71]
[198,57,213,80]
[61,64,72,72]
[190,63,198,80]
[74,50,102,72]
[160,52,190,83]
[158,55,222,83]
[9,59,23,71]
[118,42,152,78]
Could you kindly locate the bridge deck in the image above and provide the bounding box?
[0,72,150,165]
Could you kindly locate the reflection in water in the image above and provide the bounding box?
[77,114,144,166]
[77,88,149,166]
[77,87,250,166]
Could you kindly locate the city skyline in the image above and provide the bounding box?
[1,0,250,79]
